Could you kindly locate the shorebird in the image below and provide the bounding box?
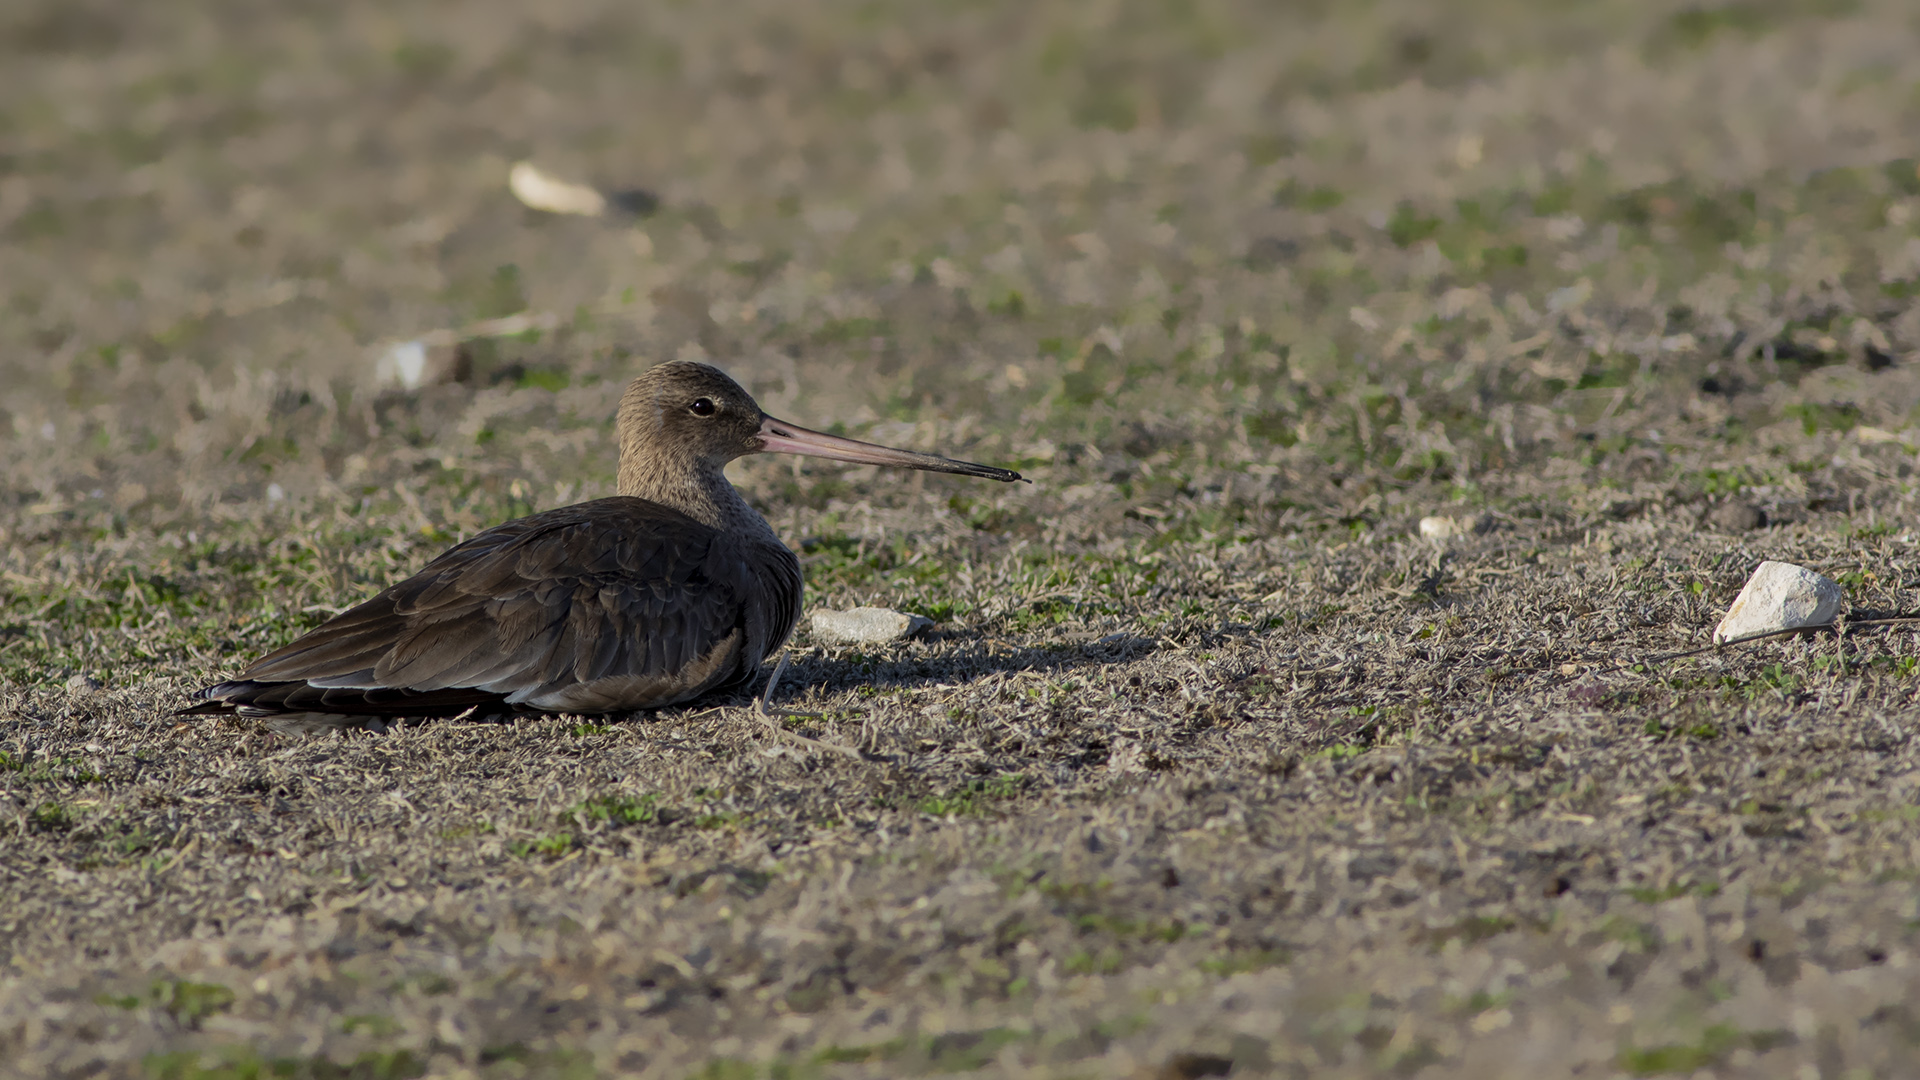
[180,361,1022,734]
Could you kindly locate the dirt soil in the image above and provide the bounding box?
[8,1,1920,1077]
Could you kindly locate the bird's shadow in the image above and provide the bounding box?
[637,631,1160,759]
[257,633,1158,739]
[753,630,1159,704]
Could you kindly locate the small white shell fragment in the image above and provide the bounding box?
[508,160,607,217]
[1713,560,1844,645]
[809,607,933,645]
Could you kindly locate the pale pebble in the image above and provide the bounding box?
[1713,561,1844,645]
[508,160,607,217]
[809,607,933,645]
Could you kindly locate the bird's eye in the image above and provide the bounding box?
[689,398,717,417]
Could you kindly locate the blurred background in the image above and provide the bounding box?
[3,0,1919,541]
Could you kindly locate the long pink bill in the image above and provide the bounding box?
[754,415,1026,483]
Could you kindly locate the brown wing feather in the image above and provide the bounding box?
[183,497,800,719]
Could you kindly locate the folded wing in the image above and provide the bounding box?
[182,496,800,719]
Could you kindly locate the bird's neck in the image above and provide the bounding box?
[618,456,773,538]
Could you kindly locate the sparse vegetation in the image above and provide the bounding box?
[917,773,1030,817]
[7,0,1920,1077]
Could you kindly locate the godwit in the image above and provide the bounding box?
[180,361,1022,733]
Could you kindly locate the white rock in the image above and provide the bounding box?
[809,607,933,645]
[1713,561,1844,645]
[1419,514,1490,540]
[508,161,608,217]
[375,339,430,389]
[1855,426,1913,447]
[372,339,469,389]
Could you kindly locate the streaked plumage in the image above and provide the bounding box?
[180,361,1021,733]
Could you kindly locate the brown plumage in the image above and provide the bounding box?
[180,361,1022,733]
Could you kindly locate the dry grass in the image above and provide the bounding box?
[9,0,1920,1076]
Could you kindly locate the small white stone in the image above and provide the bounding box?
[1713,561,1844,645]
[1419,514,1490,540]
[809,607,933,645]
[372,339,468,389]
[508,161,608,217]
[1855,426,1912,447]
[376,339,430,389]
[65,672,104,695]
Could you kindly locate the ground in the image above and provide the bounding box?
[6,1,1920,1077]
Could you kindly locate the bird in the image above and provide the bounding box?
[179,361,1023,734]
